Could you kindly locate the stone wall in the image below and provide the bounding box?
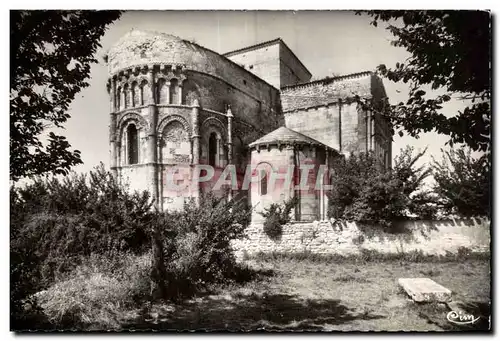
[108,31,281,107]
[278,42,312,87]
[118,165,150,193]
[225,39,311,89]
[281,72,373,113]
[285,102,365,154]
[184,71,281,131]
[232,218,491,258]
[225,43,281,89]
[249,146,295,222]
[282,72,392,160]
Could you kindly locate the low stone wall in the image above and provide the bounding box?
[231,218,491,258]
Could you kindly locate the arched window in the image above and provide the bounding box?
[208,132,217,167]
[260,169,268,195]
[132,81,140,107]
[116,87,121,110]
[127,124,139,165]
[140,80,147,106]
[123,84,129,108]
[157,79,169,104]
[170,78,179,104]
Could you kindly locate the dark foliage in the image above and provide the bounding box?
[160,193,252,298]
[359,10,491,153]
[10,164,154,328]
[328,147,436,229]
[10,10,121,181]
[432,147,490,217]
[260,197,298,240]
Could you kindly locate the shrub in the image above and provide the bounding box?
[10,164,157,328]
[11,166,258,327]
[328,146,437,230]
[36,252,151,330]
[159,193,252,298]
[260,197,297,240]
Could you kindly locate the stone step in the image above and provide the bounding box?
[398,277,452,303]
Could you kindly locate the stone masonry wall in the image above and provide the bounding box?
[285,102,363,154]
[231,218,491,258]
[279,43,312,87]
[282,72,392,159]
[225,40,311,89]
[184,71,280,131]
[225,43,281,89]
[281,72,372,113]
[285,104,340,150]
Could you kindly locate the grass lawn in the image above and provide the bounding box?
[121,258,491,332]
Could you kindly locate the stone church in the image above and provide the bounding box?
[106,30,392,222]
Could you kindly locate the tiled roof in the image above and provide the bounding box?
[249,126,334,150]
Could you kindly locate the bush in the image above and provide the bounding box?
[260,197,297,240]
[36,252,151,330]
[328,147,437,230]
[11,166,257,328]
[10,164,157,328]
[160,193,252,298]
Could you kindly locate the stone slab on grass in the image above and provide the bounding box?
[398,277,452,303]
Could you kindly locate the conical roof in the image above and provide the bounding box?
[249,126,335,150]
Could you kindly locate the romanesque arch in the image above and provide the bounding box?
[201,117,227,141]
[131,81,140,107]
[182,78,200,106]
[157,114,191,136]
[169,78,179,105]
[117,112,148,138]
[157,78,169,104]
[117,112,148,166]
[158,118,191,164]
[123,83,130,108]
[254,161,275,196]
[140,79,150,105]
[200,117,227,167]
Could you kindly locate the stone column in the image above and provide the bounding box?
[191,99,201,204]
[226,107,234,200]
[191,99,201,165]
[148,67,156,105]
[146,67,159,208]
[109,78,118,178]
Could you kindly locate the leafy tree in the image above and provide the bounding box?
[432,147,490,217]
[328,146,436,228]
[360,10,491,153]
[10,10,121,181]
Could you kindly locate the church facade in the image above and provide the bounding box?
[106,30,392,222]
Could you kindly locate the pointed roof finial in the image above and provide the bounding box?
[227,105,233,117]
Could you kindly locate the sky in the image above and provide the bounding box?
[60,10,478,179]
